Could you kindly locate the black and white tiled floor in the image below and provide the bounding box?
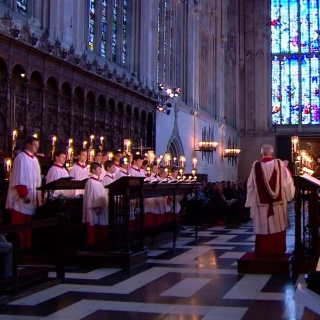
[0,222,319,320]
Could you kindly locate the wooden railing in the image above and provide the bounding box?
[0,216,65,305]
[293,175,320,258]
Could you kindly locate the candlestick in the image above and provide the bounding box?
[192,157,198,169]
[12,129,17,141]
[179,155,186,168]
[83,141,88,149]
[52,136,57,146]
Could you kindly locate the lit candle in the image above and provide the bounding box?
[33,133,38,138]
[83,141,88,149]
[192,157,198,169]
[5,159,11,172]
[100,136,104,144]
[67,147,73,160]
[12,130,17,141]
[123,157,128,165]
[107,152,113,161]
[179,156,186,168]
[90,135,95,142]
[52,136,57,146]
[68,138,73,147]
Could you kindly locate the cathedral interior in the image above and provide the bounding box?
[0,0,320,319]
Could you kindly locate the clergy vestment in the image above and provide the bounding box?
[245,157,295,256]
[82,175,108,246]
[46,164,73,198]
[6,150,42,249]
[69,162,89,196]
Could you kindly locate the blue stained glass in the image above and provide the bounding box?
[88,0,95,51]
[280,0,290,52]
[301,55,311,123]
[271,0,320,125]
[100,0,107,57]
[290,55,300,124]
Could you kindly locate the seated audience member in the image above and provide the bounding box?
[0,234,12,278]
[115,157,130,179]
[213,183,228,225]
[46,151,73,198]
[102,160,116,187]
[82,162,108,246]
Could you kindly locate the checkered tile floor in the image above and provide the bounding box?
[0,221,319,320]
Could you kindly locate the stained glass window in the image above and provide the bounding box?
[122,0,127,67]
[88,0,96,52]
[100,0,107,57]
[16,0,27,15]
[112,0,117,62]
[271,0,320,125]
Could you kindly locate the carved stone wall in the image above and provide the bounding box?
[0,33,156,156]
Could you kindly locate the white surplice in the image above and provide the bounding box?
[6,150,42,215]
[69,162,89,196]
[82,175,108,226]
[45,164,73,198]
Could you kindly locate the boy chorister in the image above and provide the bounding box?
[94,150,106,178]
[167,167,179,181]
[102,161,116,187]
[82,162,108,246]
[141,159,149,178]
[115,157,130,179]
[145,163,161,182]
[69,149,89,196]
[46,151,72,198]
[113,150,123,174]
[129,155,145,177]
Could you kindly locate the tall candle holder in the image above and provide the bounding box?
[164,153,171,167]
[99,136,104,151]
[88,135,95,163]
[11,129,18,158]
[4,158,12,181]
[51,136,57,160]
[66,138,74,170]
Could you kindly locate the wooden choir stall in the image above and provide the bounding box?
[34,176,200,267]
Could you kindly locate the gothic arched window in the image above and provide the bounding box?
[88,0,96,52]
[271,0,320,125]
[112,0,118,62]
[101,0,107,57]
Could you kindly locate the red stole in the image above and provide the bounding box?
[254,158,283,217]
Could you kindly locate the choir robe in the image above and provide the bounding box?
[69,162,89,196]
[46,163,73,198]
[144,174,161,214]
[166,176,181,214]
[245,157,295,256]
[102,173,115,187]
[128,165,145,220]
[115,169,129,180]
[82,175,108,246]
[114,162,121,174]
[6,150,42,249]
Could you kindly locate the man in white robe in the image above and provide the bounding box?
[69,149,89,196]
[245,144,295,256]
[82,162,108,246]
[45,150,73,198]
[6,136,42,249]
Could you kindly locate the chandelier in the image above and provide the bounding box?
[194,126,218,164]
[155,84,181,115]
[223,137,241,166]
